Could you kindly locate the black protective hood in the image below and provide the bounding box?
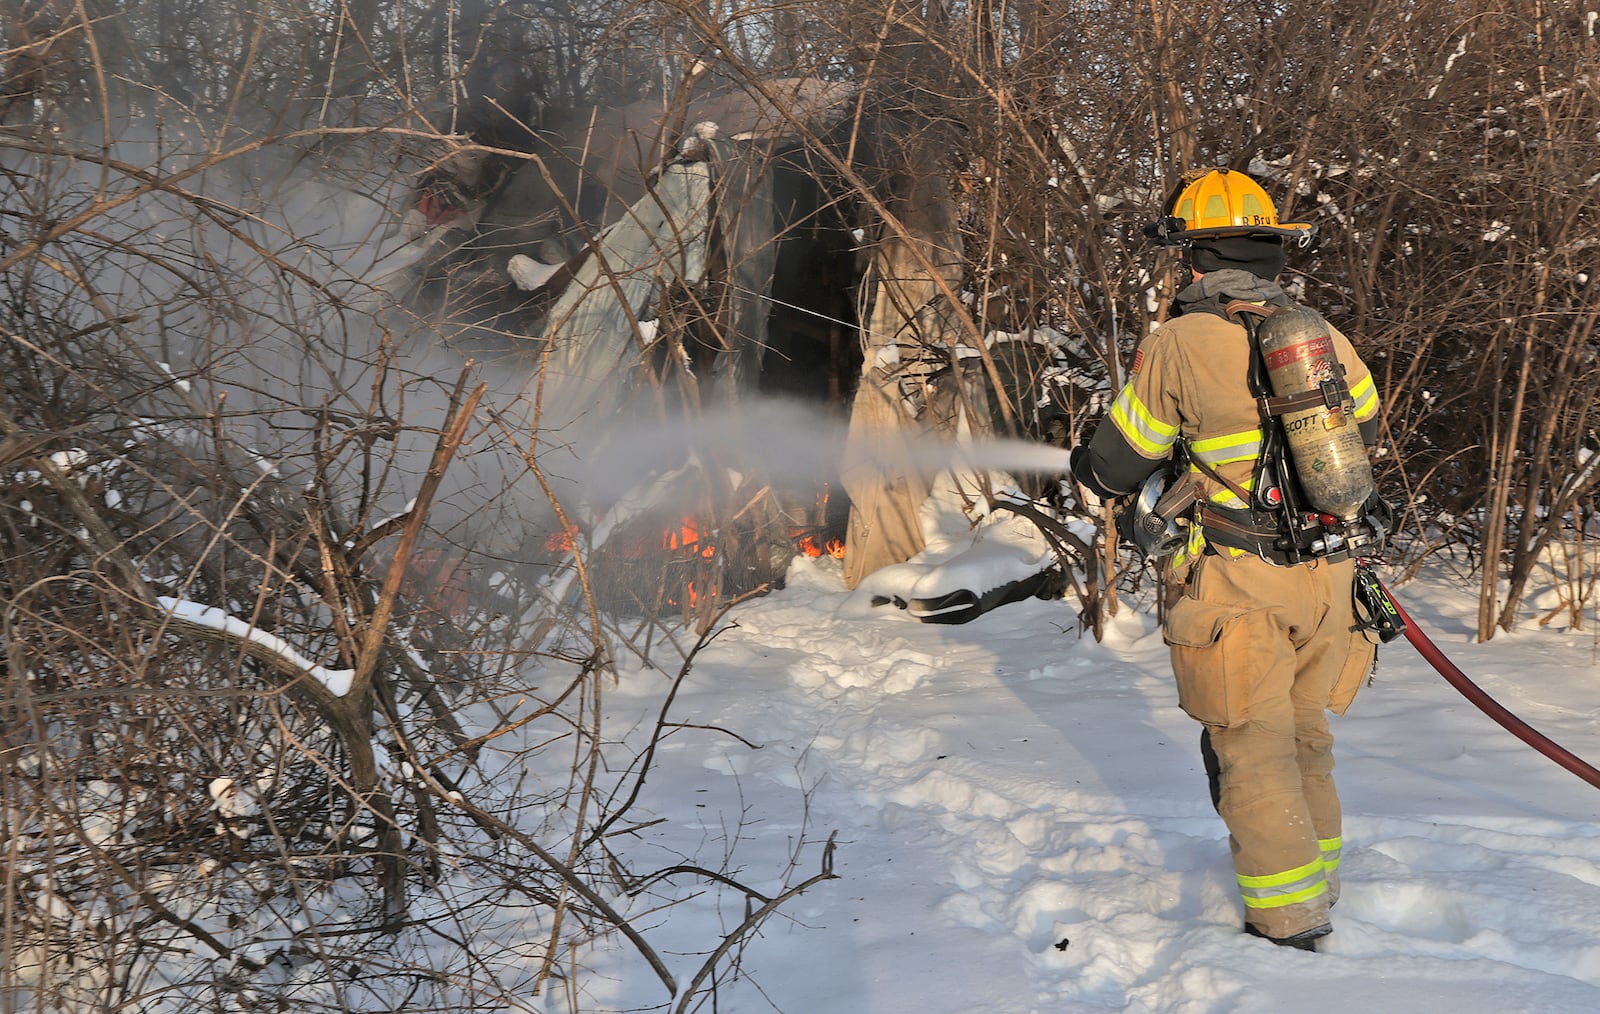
[1186,234,1286,281]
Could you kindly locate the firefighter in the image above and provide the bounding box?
[1071,167,1385,951]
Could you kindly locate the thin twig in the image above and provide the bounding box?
[673,833,839,1014]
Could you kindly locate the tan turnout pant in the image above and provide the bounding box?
[1164,550,1376,940]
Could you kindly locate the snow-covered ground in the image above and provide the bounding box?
[587,550,1600,1013]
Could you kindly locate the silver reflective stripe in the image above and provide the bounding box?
[1320,836,1342,872]
[1109,386,1180,456]
[1189,430,1263,466]
[1237,858,1328,910]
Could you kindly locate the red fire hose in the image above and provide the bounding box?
[1386,586,1600,792]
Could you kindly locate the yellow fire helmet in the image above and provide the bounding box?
[1145,168,1316,247]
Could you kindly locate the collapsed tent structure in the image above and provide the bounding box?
[389,76,1081,623]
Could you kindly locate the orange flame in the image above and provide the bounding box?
[663,517,715,558]
[661,517,717,610]
[544,528,575,554]
[792,533,846,560]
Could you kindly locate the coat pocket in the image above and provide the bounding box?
[1329,628,1377,716]
[1164,597,1257,727]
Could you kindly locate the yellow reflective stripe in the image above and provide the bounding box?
[1349,373,1378,421]
[1169,524,1208,570]
[1189,428,1263,465]
[1188,428,1261,509]
[1238,857,1328,910]
[1243,881,1329,909]
[1184,463,1254,508]
[1319,836,1342,872]
[1108,385,1179,457]
[1196,473,1254,505]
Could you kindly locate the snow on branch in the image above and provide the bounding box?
[157,596,354,696]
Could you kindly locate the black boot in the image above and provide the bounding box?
[1244,922,1331,952]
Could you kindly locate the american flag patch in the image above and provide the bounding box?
[1131,349,1145,375]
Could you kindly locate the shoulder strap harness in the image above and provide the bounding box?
[1194,301,1357,565]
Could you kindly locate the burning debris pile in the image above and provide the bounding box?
[384,75,1087,626]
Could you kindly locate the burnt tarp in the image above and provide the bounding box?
[838,156,967,590]
[529,132,778,442]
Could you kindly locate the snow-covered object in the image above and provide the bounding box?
[845,469,1058,623]
[208,777,254,819]
[678,120,720,161]
[506,254,563,291]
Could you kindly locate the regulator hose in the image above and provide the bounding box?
[1386,585,1600,792]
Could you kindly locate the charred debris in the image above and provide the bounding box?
[387,76,1079,625]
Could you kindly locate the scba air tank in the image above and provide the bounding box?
[1256,304,1375,521]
